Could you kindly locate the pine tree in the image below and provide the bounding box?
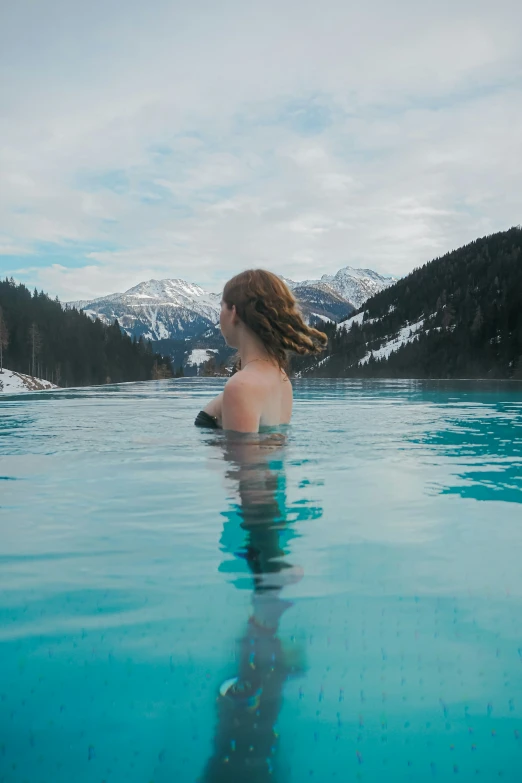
[441,304,455,329]
[471,305,484,334]
[202,356,217,376]
[151,360,172,379]
[512,356,522,380]
[28,322,42,377]
[0,305,8,373]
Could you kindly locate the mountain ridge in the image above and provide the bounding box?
[295,227,522,379]
[290,267,398,309]
[68,267,393,360]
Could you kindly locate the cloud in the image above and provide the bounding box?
[1,0,522,299]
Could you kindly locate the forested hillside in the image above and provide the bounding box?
[296,227,522,379]
[0,279,172,387]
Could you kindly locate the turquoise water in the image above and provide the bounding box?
[1,378,522,782]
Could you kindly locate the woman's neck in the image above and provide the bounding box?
[237,330,272,368]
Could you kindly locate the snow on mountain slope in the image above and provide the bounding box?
[0,368,58,393]
[336,311,439,368]
[285,267,397,309]
[69,279,221,341]
[359,318,426,365]
[311,313,334,324]
[186,348,218,366]
[337,311,379,331]
[319,267,397,309]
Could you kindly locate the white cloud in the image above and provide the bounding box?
[1,0,522,299]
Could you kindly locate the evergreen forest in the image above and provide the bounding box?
[295,227,522,379]
[0,278,172,387]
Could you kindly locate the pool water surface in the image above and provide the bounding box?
[0,378,521,782]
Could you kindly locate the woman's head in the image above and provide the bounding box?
[220,269,328,369]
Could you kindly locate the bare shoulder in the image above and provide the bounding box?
[224,371,262,396]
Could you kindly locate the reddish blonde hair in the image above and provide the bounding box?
[222,269,328,370]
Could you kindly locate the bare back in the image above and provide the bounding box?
[202,362,293,432]
[245,365,293,427]
[219,363,292,431]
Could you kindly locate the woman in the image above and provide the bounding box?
[194,269,327,433]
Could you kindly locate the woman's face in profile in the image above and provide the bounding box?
[220,299,238,347]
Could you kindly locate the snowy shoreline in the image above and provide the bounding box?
[0,368,58,394]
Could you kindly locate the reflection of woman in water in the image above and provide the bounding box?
[195,269,327,434]
[200,434,309,783]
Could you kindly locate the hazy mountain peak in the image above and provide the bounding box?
[124,278,208,301]
[287,266,396,309]
[68,278,221,342]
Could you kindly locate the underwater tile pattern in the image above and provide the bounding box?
[0,378,521,782]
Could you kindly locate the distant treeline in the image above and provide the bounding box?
[296,227,522,379]
[0,278,172,387]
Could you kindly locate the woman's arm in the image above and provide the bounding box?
[203,391,224,426]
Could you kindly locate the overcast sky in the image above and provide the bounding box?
[1,0,521,300]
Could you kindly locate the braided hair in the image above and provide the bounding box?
[222,269,328,371]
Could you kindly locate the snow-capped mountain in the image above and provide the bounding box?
[69,275,357,342]
[290,282,353,323]
[69,279,221,341]
[68,268,394,369]
[322,268,397,309]
[290,267,398,310]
